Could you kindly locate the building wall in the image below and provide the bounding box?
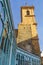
[15,6,40,56]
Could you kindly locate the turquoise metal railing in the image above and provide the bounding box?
[0,0,16,65]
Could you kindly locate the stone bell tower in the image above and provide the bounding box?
[16,6,40,56]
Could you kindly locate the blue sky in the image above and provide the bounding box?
[0,0,43,52]
[10,0,43,52]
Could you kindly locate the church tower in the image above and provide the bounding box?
[16,6,40,56]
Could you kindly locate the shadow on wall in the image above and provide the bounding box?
[16,35,40,56]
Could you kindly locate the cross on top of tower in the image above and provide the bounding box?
[25,0,28,6]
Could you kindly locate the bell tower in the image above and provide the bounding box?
[21,6,35,24]
[17,6,40,56]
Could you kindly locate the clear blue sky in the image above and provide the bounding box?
[10,0,43,52]
[0,0,43,52]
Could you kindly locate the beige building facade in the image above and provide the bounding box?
[15,6,40,56]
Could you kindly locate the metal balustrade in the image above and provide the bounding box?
[0,0,16,65]
[16,47,41,65]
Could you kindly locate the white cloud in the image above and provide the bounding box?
[41,51,43,57]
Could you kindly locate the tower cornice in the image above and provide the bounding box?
[21,6,34,9]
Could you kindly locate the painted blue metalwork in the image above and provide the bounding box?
[16,47,41,65]
[0,0,16,65]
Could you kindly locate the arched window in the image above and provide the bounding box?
[26,10,30,15]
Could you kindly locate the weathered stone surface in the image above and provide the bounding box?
[15,6,40,56]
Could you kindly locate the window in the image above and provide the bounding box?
[26,10,30,15]
[16,53,20,60]
[16,53,24,65]
[24,27,25,29]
